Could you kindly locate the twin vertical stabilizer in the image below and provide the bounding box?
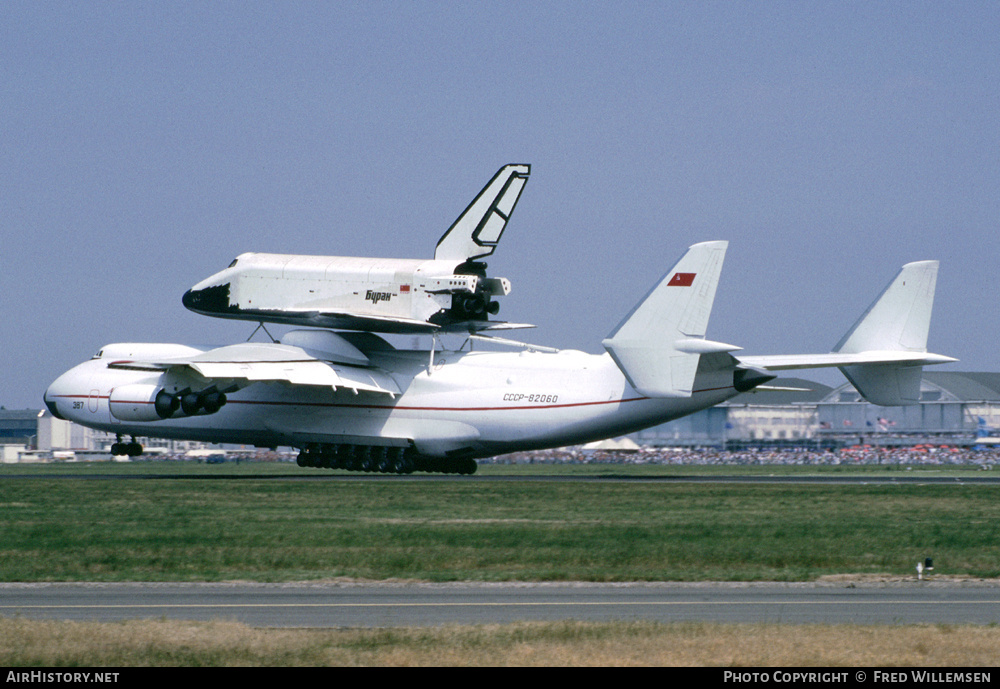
[603,246,954,405]
[736,259,956,405]
[832,260,941,405]
[602,241,736,397]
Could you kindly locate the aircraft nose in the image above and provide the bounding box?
[43,376,69,420]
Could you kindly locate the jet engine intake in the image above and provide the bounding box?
[177,386,228,417]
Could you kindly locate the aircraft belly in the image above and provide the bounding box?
[380,362,641,454]
[419,365,737,455]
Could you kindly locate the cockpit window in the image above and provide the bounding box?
[228,258,239,268]
[91,349,104,359]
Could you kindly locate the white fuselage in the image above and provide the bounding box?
[44,344,741,458]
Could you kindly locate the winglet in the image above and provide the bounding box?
[602,241,730,397]
[434,164,531,261]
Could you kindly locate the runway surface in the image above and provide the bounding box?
[3,581,999,628]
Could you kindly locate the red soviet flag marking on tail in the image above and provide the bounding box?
[667,272,696,287]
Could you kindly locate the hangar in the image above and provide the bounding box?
[634,373,1000,448]
[816,372,1000,446]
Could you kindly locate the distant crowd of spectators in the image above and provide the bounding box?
[489,446,1000,467]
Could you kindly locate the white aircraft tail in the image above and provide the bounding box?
[738,259,955,406]
[434,164,531,261]
[833,260,941,405]
[602,241,736,397]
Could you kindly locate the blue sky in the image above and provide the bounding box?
[3,1,998,409]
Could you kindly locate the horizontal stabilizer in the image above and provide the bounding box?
[602,241,728,397]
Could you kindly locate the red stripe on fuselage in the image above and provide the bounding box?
[51,384,735,413]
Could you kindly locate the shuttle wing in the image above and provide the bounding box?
[195,307,532,334]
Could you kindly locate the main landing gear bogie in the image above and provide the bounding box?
[296,444,477,476]
[111,435,144,457]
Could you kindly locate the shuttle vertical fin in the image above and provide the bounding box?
[434,164,531,261]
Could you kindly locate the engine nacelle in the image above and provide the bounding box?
[109,385,227,422]
[178,387,228,416]
[109,385,171,422]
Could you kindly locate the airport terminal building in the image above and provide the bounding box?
[0,408,210,461]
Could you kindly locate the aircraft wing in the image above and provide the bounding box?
[107,342,402,396]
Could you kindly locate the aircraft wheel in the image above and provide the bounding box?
[376,448,392,473]
[449,458,476,475]
[361,449,376,472]
[392,448,408,474]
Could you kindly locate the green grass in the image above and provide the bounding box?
[4,459,993,478]
[1,462,998,582]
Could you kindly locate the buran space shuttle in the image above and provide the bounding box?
[183,164,532,334]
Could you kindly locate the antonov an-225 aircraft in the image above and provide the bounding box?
[44,167,955,475]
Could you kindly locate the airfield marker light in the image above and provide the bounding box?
[916,562,924,580]
[925,558,934,571]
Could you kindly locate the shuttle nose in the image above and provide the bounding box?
[182,281,232,315]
